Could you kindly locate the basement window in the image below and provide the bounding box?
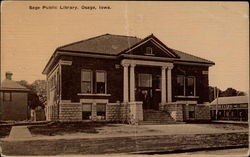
[82,111,91,120]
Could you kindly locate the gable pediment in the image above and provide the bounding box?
[122,35,179,59]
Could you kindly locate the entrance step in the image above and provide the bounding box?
[142,109,176,124]
[139,121,185,125]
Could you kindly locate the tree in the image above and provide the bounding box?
[209,86,246,102]
[16,79,47,109]
[220,88,246,97]
[31,80,47,107]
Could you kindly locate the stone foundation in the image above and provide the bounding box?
[106,102,143,124]
[59,103,82,121]
[194,104,210,120]
[106,103,122,122]
[163,103,184,122]
[162,102,211,122]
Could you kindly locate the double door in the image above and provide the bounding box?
[135,68,161,110]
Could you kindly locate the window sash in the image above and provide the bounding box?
[186,76,195,96]
[176,75,195,96]
[81,70,92,93]
[176,75,185,96]
[96,71,107,94]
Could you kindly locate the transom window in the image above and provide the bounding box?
[81,70,92,93]
[96,71,106,94]
[138,73,152,87]
[176,75,196,96]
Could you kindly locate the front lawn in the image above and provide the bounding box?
[28,121,116,136]
[0,132,248,155]
[0,125,12,138]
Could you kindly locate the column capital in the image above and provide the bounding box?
[130,63,136,67]
[167,66,174,70]
[161,66,168,70]
[121,63,130,67]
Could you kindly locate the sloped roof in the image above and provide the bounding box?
[58,34,141,55]
[171,49,214,64]
[43,33,215,74]
[0,79,30,92]
[57,33,214,64]
[210,96,248,105]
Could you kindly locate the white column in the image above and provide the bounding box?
[167,66,173,102]
[130,63,136,102]
[161,66,167,104]
[122,63,129,103]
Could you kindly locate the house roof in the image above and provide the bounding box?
[171,49,214,64]
[58,34,142,55]
[0,79,30,92]
[210,96,249,105]
[43,33,215,74]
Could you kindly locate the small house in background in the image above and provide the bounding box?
[210,96,248,121]
[0,72,30,121]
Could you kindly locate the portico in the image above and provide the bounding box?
[121,59,173,107]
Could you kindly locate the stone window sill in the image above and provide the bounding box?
[175,96,199,99]
[77,93,111,96]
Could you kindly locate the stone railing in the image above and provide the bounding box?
[161,102,211,122]
[127,102,143,125]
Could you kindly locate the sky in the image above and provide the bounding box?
[1,1,249,92]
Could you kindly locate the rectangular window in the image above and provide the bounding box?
[81,70,92,93]
[145,47,153,55]
[186,77,195,96]
[96,71,106,94]
[138,73,152,87]
[3,92,12,102]
[97,103,106,120]
[176,75,185,96]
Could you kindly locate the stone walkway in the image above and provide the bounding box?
[7,126,32,140]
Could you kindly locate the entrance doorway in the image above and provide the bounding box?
[136,71,161,110]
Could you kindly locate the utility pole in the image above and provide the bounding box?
[214,86,219,120]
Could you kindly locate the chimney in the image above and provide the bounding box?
[6,72,13,80]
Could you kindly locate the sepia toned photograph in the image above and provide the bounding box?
[0,1,249,156]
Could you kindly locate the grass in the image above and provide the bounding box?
[0,125,12,138]
[28,121,118,136]
[200,123,248,130]
[0,132,248,155]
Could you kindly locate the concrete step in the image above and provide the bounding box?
[139,121,184,125]
[143,109,175,123]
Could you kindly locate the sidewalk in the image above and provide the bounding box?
[211,120,248,124]
[7,126,32,140]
